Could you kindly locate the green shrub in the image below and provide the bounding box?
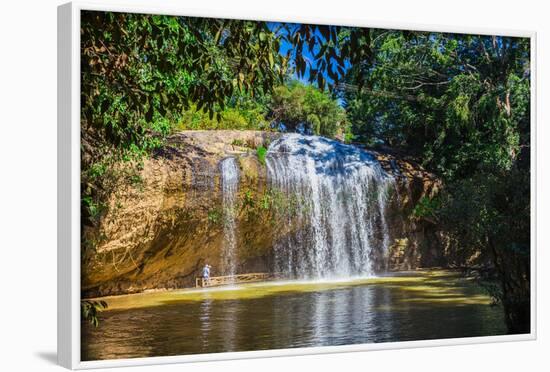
[176,102,270,131]
[412,196,440,220]
[207,209,221,224]
[256,146,267,165]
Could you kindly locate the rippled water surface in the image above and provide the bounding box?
[82,271,506,361]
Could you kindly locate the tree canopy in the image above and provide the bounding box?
[268,81,348,138]
[81,11,285,153]
[342,31,530,181]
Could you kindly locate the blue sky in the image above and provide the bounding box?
[267,22,348,87]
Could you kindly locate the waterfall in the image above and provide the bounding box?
[266,133,395,279]
[220,157,240,278]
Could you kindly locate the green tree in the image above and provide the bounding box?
[80,11,286,229]
[342,32,529,180]
[268,81,348,138]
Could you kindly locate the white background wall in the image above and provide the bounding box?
[0,0,547,370]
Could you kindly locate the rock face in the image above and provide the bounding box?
[81,130,443,297]
[373,152,445,270]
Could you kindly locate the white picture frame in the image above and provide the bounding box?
[57,1,537,369]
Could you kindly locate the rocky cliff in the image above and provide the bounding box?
[374,151,445,270]
[82,130,443,297]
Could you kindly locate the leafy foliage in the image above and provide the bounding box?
[269,81,348,138]
[207,208,222,224]
[279,24,374,91]
[81,300,108,327]
[411,196,441,221]
[82,11,284,141]
[80,11,286,230]
[341,32,530,181]
[256,146,268,165]
[176,93,271,131]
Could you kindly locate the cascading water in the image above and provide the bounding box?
[220,157,240,278]
[266,133,395,279]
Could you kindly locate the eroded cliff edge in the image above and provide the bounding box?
[82,130,443,297]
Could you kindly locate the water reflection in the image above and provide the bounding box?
[199,298,212,349]
[82,275,507,361]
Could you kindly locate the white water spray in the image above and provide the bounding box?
[266,134,395,279]
[220,157,240,278]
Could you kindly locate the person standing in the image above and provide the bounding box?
[202,264,211,287]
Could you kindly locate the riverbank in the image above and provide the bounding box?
[84,270,494,311]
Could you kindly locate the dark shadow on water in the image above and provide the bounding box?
[35,351,57,365]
